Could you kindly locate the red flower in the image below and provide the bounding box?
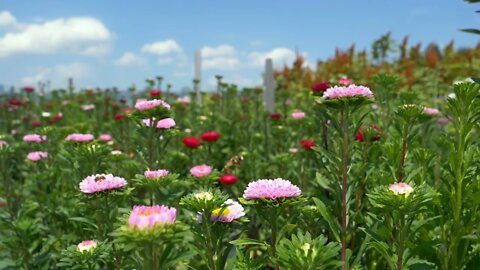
[201,131,220,142]
[31,121,41,127]
[8,98,23,106]
[113,114,124,121]
[219,174,238,185]
[355,125,382,142]
[211,94,220,101]
[54,113,63,120]
[24,86,34,92]
[311,81,330,92]
[0,200,4,207]
[182,136,202,148]
[150,90,162,97]
[119,98,127,104]
[124,108,133,114]
[300,139,315,150]
[270,113,282,120]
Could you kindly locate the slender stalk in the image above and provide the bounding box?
[340,109,349,270]
[397,123,411,183]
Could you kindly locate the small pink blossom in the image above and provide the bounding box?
[177,96,192,104]
[210,199,245,223]
[142,118,176,129]
[338,77,353,85]
[423,107,440,116]
[81,104,95,111]
[322,85,374,100]
[65,133,95,142]
[111,150,122,155]
[144,169,169,179]
[135,99,171,111]
[79,174,127,194]
[437,117,450,124]
[291,111,306,120]
[27,151,48,161]
[0,140,7,146]
[389,182,414,195]
[243,178,301,200]
[23,134,47,143]
[77,240,97,253]
[99,134,112,141]
[289,148,299,153]
[190,164,212,178]
[128,205,176,230]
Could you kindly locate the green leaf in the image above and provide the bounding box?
[460,28,480,35]
[313,198,340,242]
[230,238,269,247]
[68,217,98,229]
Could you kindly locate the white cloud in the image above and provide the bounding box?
[201,45,237,58]
[203,57,240,70]
[157,57,174,65]
[21,63,91,86]
[0,11,112,58]
[141,39,182,55]
[248,48,302,68]
[115,52,147,66]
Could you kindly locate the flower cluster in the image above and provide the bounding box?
[135,99,171,111]
[144,169,169,179]
[23,134,47,142]
[143,118,176,129]
[322,85,374,100]
[66,133,95,142]
[128,205,176,230]
[243,178,301,200]
[79,174,127,194]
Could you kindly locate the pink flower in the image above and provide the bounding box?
[437,117,450,124]
[23,134,47,143]
[135,99,171,111]
[99,134,112,141]
[0,140,7,146]
[65,133,95,142]
[289,148,299,153]
[243,178,301,200]
[211,199,245,223]
[338,77,353,85]
[423,107,440,116]
[291,111,305,119]
[77,240,97,253]
[128,205,176,230]
[322,85,374,100]
[190,164,212,178]
[81,104,95,111]
[142,118,176,129]
[389,182,414,195]
[144,169,169,179]
[79,174,127,194]
[27,151,48,161]
[177,96,192,104]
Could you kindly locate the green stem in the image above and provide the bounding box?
[203,213,217,270]
[340,109,349,270]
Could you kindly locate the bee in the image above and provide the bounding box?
[222,154,244,174]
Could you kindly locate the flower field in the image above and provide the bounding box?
[1,40,480,269]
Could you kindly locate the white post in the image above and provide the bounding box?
[194,49,202,107]
[264,58,275,113]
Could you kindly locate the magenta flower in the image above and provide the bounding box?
[291,111,306,120]
[423,107,440,116]
[322,85,374,100]
[65,133,94,142]
[99,134,112,141]
[211,199,245,223]
[135,99,171,111]
[128,205,176,230]
[143,118,176,129]
[389,182,414,195]
[77,240,97,253]
[23,134,47,143]
[79,173,127,194]
[190,164,212,178]
[338,77,353,85]
[243,178,301,200]
[27,151,48,161]
[144,169,169,179]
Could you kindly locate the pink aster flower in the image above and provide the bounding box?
[338,77,353,85]
[0,140,7,146]
[79,173,127,194]
[135,99,171,111]
[322,84,374,100]
[144,169,169,179]
[27,151,48,161]
[81,104,95,111]
[77,240,97,253]
[423,107,440,116]
[177,96,192,104]
[23,134,47,143]
[65,133,95,142]
[289,148,299,153]
[142,118,176,129]
[243,178,301,200]
[211,199,245,223]
[437,117,450,124]
[291,111,306,119]
[389,182,414,195]
[128,205,176,230]
[99,134,112,141]
[190,164,212,178]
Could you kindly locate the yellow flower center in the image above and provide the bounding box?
[212,207,230,216]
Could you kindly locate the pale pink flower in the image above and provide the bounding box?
[99,134,112,141]
[423,107,440,116]
[289,148,299,153]
[77,240,97,253]
[144,169,169,179]
[81,104,95,111]
[177,96,192,104]
[142,118,176,129]
[111,150,122,155]
[291,111,306,119]
[190,164,212,178]
[338,77,353,85]
[23,134,47,143]
[27,151,48,161]
[128,205,176,230]
[322,85,374,100]
[243,178,301,200]
[211,199,245,223]
[0,140,7,146]
[135,99,171,111]
[79,174,127,194]
[389,182,414,195]
[65,133,94,142]
[437,117,450,124]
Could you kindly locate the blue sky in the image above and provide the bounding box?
[0,0,479,92]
